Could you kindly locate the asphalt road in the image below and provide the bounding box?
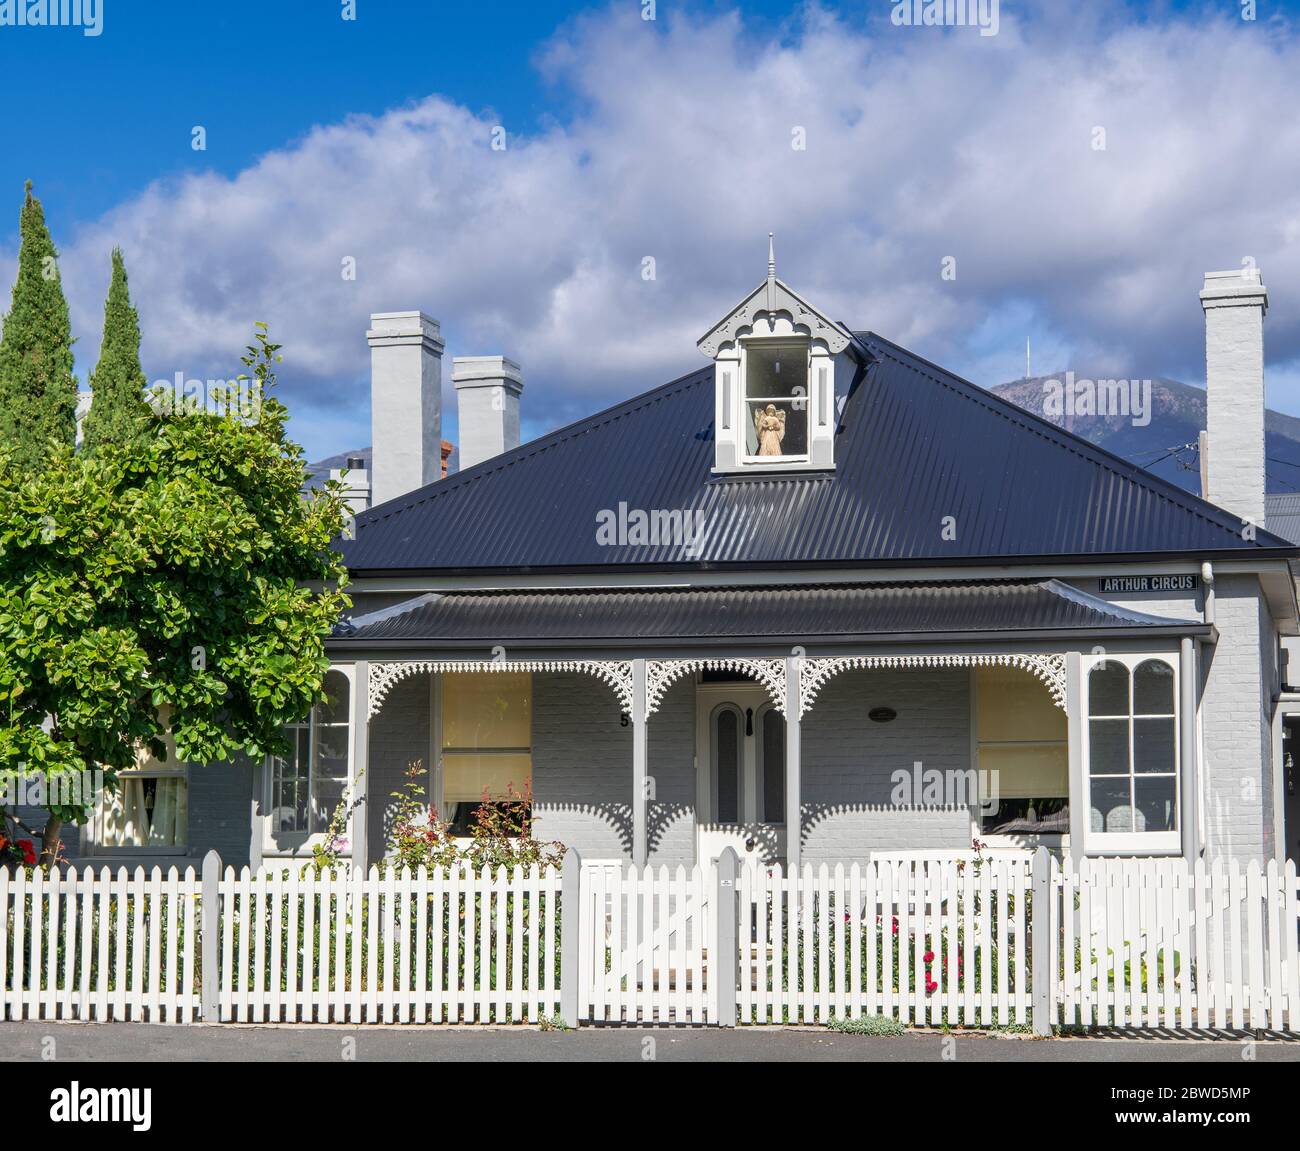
[3,1022,1299,1062]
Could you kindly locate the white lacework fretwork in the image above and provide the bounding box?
[645,658,788,716]
[367,659,634,720]
[798,653,1067,718]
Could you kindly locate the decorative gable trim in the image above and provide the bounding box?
[697,278,854,357]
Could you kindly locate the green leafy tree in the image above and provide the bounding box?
[0,323,350,864]
[0,182,77,471]
[81,248,152,455]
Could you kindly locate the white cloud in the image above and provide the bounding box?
[16,2,1300,458]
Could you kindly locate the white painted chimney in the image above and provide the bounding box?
[1201,268,1268,527]
[451,355,523,470]
[367,311,444,506]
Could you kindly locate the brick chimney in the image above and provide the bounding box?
[1201,268,1268,527]
[367,311,444,506]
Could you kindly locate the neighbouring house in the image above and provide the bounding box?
[46,257,1300,873]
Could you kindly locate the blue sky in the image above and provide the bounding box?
[4,0,1300,460]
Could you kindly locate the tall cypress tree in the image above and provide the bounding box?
[0,182,77,470]
[82,247,151,454]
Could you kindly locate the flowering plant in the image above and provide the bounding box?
[0,835,37,866]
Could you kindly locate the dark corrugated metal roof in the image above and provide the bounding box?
[328,579,1204,651]
[339,332,1295,574]
[1266,491,1300,545]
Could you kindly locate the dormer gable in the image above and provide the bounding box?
[698,235,858,473]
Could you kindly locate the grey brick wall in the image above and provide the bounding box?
[531,671,633,861]
[365,671,431,865]
[531,672,697,866]
[801,667,973,863]
[646,676,696,867]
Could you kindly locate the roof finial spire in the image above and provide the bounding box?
[766,232,777,310]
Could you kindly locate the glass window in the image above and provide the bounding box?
[1087,658,1177,835]
[440,672,532,834]
[974,666,1068,835]
[713,706,740,823]
[761,707,785,823]
[743,340,809,459]
[270,669,351,837]
[98,711,189,851]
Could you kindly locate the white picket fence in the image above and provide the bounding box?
[737,858,1032,1026]
[1051,856,1300,1031]
[1,861,563,1024]
[0,865,202,1023]
[215,862,562,1024]
[577,862,716,1024]
[2,851,1298,1030]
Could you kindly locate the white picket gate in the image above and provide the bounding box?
[1051,856,1300,1031]
[736,858,1032,1026]
[577,862,716,1024]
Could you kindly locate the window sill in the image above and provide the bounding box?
[709,462,835,478]
[1083,833,1181,855]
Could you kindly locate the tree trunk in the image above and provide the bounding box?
[38,813,63,868]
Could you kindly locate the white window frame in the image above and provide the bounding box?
[1082,653,1181,854]
[261,664,356,858]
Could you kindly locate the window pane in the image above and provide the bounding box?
[1133,716,1175,774]
[715,708,739,823]
[1133,659,1174,714]
[100,776,189,849]
[442,673,531,750]
[1134,777,1177,832]
[1089,777,1134,833]
[316,670,351,726]
[1088,718,1129,775]
[744,342,807,400]
[745,400,808,457]
[1088,661,1129,716]
[761,708,785,823]
[976,666,1067,743]
[977,743,1069,798]
[443,753,533,805]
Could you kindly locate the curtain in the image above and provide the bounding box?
[102,777,188,848]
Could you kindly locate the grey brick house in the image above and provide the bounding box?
[60,257,1300,873]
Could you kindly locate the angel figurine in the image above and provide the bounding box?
[754,403,786,456]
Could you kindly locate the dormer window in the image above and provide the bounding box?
[698,235,860,474]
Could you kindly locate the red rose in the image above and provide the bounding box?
[18,839,36,866]
[925,980,938,995]
[923,951,935,964]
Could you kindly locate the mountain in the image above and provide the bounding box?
[988,374,1300,496]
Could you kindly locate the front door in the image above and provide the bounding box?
[695,682,787,867]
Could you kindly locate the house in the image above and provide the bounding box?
[53,255,1300,873]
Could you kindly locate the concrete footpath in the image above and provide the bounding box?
[3,1022,1299,1062]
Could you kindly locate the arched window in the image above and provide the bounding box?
[1086,657,1178,846]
